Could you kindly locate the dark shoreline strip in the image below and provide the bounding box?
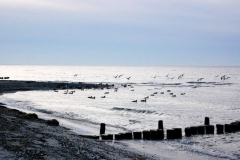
[0,103,151,159]
[0,80,112,93]
[0,80,151,159]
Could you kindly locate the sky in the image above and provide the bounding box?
[0,0,240,66]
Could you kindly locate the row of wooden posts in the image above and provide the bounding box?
[0,77,9,80]
[99,117,240,140]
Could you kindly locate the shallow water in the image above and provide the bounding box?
[0,65,240,159]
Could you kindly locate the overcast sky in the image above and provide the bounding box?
[0,0,239,66]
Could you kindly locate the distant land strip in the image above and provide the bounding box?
[0,80,113,93]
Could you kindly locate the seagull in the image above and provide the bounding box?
[132,100,137,102]
[118,75,123,78]
[114,75,118,78]
[126,77,131,80]
[74,74,78,77]
[166,74,169,77]
[141,99,147,102]
[221,75,226,81]
[122,84,127,87]
[88,96,95,99]
[221,76,230,80]
[197,78,204,82]
[69,91,74,94]
[152,76,157,79]
[101,96,106,98]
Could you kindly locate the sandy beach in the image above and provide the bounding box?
[0,103,155,159]
[0,80,152,160]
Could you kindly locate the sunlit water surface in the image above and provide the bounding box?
[0,66,240,159]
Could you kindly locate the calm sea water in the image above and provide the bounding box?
[0,65,240,159]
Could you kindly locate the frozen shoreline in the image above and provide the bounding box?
[0,102,154,159]
[0,80,238,159]
[0,80,151,159]
[0,103,230,160]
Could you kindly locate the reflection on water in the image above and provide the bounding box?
[0,66,240,159]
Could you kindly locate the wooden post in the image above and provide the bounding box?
[150,129,159,140]
[173,128,182,139]
[167,129,174,139]
[120,133,127,139]
[142,130,151,140]
[158,120,163,130]
[198,126,205,135]
[225,124,232,133]
[230,123,239,132]
[235,121,240,131]
[115,134,122,140]
[133,132,142,139]
[100,123,105,135]
[190,126,198,135]
[205,117,210,125]
[216,124,224,134]
[125,132,132,139]
[185,127,191,137]
[107,134,113,140]
[158,129,164,140]
[101,134,108,140]
[205,125,214,134]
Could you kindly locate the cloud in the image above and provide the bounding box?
[1,0,238,35]
[1,0,240,52]
[0,0,98,13]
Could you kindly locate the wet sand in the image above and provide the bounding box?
[0,103,153,160]
[0,80,151,159]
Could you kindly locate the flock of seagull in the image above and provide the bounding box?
[54,90,76,94]
[113,73,231,82]
[131,90,186,103]
[73,73,230,82]
[57,73,231,102]
[55,85,186,103]
[111,73,230,82]
[85,87,186,102]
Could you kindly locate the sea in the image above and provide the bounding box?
[0,65,239,159]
